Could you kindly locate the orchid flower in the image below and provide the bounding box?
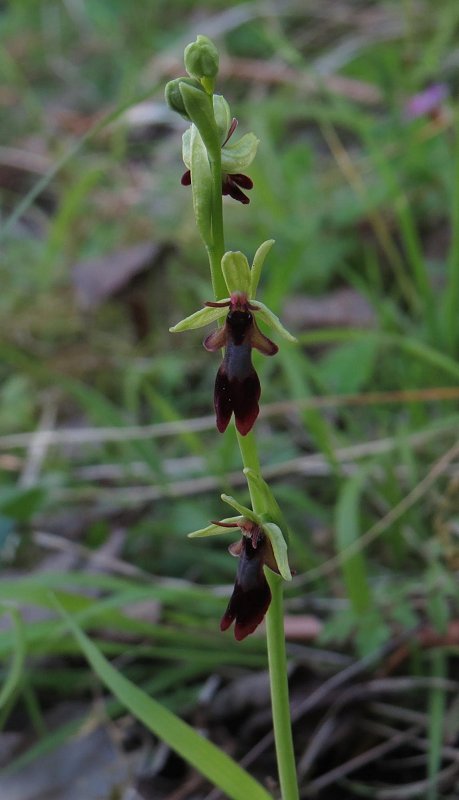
[170,241,296,435]
[188,493,292,640]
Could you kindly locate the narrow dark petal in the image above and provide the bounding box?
[205,300,231,308]
[220,537,272,640]
[210,520,240,529]
[204,326,228,352]
[222,117,238,146]
[222,175,250,205]
[250,318,278,356]
[181,170,192,186]
[231,173,253,189]
[228,540,244,557]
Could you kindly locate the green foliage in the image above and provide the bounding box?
[56,597,272,800]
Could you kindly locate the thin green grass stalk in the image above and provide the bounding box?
[21,678,47,737]
[320,122,416,307]
[296,328,459,382]
[444,116,459,353]
[335,467,373,617]
[362,131,437,338]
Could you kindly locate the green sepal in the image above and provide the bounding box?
[250,240,275,297]
[221,132,259,174]
[221,251,251,296]
[170,302,229,333]
[263,522,292,581]
[253,301,297,343]
[221,494,260,524]
[188,517,242,538]
[180,83,219,156]
[213,95,232,143]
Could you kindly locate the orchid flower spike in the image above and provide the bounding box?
[170,241,296,435]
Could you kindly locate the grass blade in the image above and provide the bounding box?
[335,466,372,615]
[54,595,273,800]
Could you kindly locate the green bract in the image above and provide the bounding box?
[243,468,292,547]
[180,83,219,156]
[164,77,206,121]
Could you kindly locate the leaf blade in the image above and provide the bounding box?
[54,597,273,800]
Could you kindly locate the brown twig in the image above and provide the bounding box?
[1,385,458,450]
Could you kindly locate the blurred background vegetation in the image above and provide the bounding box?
[2,0,459,797]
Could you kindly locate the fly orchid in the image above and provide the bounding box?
[188,492,292,640]
[170,241,296,435]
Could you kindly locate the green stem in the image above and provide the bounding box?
[204,110,298,800]
[238,433,298,800]
[207,149,227,300]
[265,572,299,800]
[236,430,261,484]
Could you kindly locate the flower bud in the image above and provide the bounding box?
[164,77,205,120]
[184,35,219,81]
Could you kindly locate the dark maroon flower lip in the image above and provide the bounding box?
[222,173,253,204]
[203,293,278,436]
[219,522,272,641]
[181,168,253,204]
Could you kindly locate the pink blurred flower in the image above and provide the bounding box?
[405,84,448,120]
